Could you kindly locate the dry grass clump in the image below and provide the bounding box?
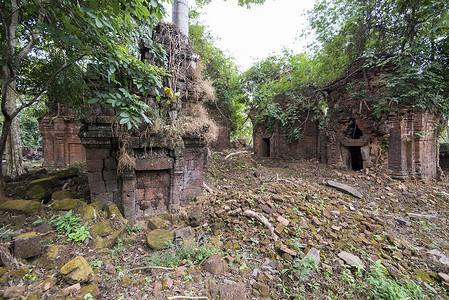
[190,62,216,103]
[175,103,218,144]
[117,145,136,173]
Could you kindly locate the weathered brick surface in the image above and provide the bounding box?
[38,105,86,167]
[207,107,231,151]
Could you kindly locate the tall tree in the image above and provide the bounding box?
[0,0,170,181]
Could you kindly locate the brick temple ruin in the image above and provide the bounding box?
[79,24,216,223]
[38,104,86,168]
[252,58,441,179]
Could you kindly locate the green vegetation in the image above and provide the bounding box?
[146,241,219,268]
[49,210,92,243]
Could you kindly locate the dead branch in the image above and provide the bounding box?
[224,151,248,160]
[243,210,278,241]
[203,182,215,194]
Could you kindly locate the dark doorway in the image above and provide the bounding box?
[347,119,364,171]
[261,138,270,157]
[349,146,363,171]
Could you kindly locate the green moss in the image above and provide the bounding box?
[52,198,85,211]
[91,221,112,237]
[52,190,74,201]
[147,229,174,250]
[0,199,43,214]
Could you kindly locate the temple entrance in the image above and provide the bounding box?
[347,119,364,171]
[261,138,271,157]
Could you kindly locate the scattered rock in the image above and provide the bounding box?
[173,226,194,246]
[60,256,93,283]
[0,199,43,214]
[396,218,411,226]
[304,247,320,265]
[438,272,449,283]
[14,231,42,258]
[203,254,228,274]
[337,251,365,268]
[52,190,74,201]
[148,216,169,230]
[209,280,248,300]
[52,198,85,210]
[427,249,449,267]
[91,221,112,237]
[2,286,26,298]
[414,269,433,283]
[146,229,174,250]
[327,181,363,199]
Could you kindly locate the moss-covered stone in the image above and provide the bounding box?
[54,168,79,179]
[14,231,42,258]
[52,190,74,201]
[60,256,93,283]
[414,269,433,283]
[0,199,43,214]
[52,198,85,211]
[104,203,122,219]
[35,245,72,269]
[12,185,27,198]
[91,221,112,237]
[77,205,97,221]
[148,216,169,230]
[146,229,174,250]
[90,201,103,211]
[27,185,46,201]
[30,176,57,190]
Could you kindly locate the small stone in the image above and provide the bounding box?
[91,221,112,237]
[253,281,270,297]
[174,226,194,247]
[414,269,432,283]
[438,272,449,283]
[52,198,85,211]
[396,218,411,226]
[279,244,297,257]
[14,232,42,258]
[146,229,174,250]
[2,286,26,298]
[337,251,365,268]
[33,277,57,295]
[62,283,81,294]
[60,256,93,283]
[148,216,169,230]
[259,204,272,214]
[202,254,228,275]
[304,247,320,265]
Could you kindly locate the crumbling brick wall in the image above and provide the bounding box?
[38,104,86,167]
[80,24,213,223]
[206,107,231,151]
[252,57,440,179]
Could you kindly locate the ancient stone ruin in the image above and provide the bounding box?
[38,104,86,168]
[79,24,216,223]
[206,106,231,151]
[252,58,440,179]
[251,91,320,159]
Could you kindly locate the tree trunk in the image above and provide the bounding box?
[0,175,5,198]
[3,82,24,178]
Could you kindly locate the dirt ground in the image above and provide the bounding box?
[1,151,449,299]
